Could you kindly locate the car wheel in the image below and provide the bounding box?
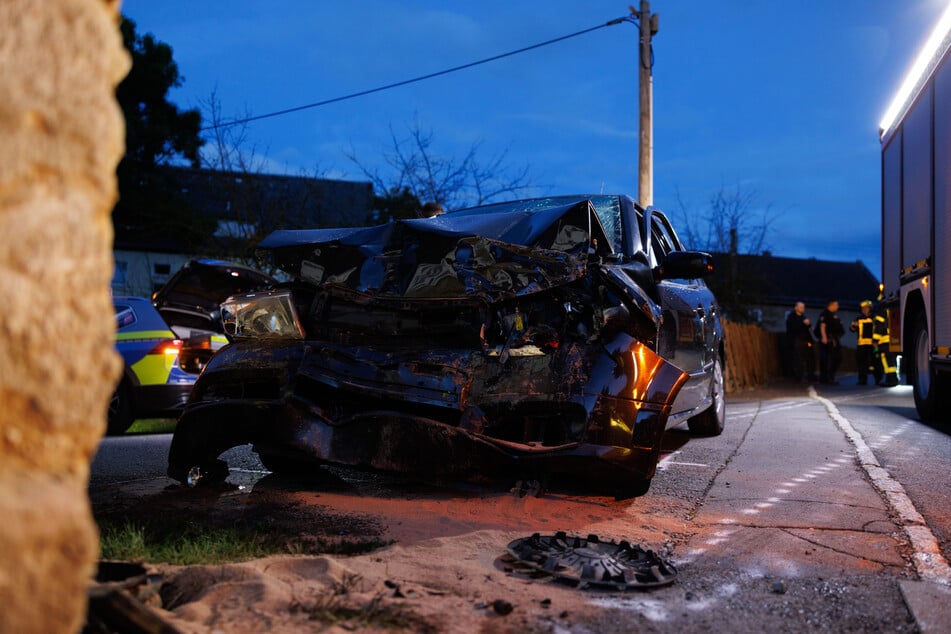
[687,356,725,436]
[107,378,134,435]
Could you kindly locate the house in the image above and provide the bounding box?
[710,252,881,348]
[113,166,374,297]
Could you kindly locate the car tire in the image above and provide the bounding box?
[909,312,951,421]
[687,356,725,436]
[107,377,134,435]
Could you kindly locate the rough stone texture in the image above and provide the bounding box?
[0,2,128,633]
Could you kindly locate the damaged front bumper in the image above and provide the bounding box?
[168,332,687,486]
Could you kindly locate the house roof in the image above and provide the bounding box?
[166,166,373,230]
[711,252,880,312]
[114,166,374,254]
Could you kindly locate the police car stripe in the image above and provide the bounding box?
[115,330,176,341]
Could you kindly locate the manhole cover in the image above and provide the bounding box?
[506,531,677,589]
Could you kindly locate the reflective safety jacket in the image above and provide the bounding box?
[851,315,875,346]
[873,314,889,347]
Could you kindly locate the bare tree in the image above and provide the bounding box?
[201,89,261,175]
[198,91,336,274]
[674,183,779,322]
[674,183,776,255]
[345,117,533,214]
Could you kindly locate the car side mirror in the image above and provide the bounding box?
[655,251,714,281]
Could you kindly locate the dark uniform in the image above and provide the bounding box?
[817,301,845,384]
[786,306,816,382]
[850,301,876,385]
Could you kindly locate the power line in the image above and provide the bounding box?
[202,14,634,132]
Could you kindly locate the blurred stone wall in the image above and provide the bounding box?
[0,2,128,632]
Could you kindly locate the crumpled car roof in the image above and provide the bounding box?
[259,200,607,250]
[258,200,613,301]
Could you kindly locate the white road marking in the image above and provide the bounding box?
[810,386,951,586]
[656,451,709,471]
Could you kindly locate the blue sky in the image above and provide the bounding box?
[121,1,951,278]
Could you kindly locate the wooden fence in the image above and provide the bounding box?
[722,321,781,393]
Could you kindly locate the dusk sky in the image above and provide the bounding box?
[121,1,951,278]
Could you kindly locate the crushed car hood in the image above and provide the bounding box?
[259,200,612,302]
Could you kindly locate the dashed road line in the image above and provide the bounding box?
[810,386,951,586]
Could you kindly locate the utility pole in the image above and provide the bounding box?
[635,2,658,206]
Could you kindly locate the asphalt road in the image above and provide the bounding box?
[89,378,951,632]
[833,385,951,567]
[90,432,264,491]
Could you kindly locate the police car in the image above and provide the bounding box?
[109,296,198,434]
[109,260,277,434]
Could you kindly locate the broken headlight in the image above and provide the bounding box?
[221,290,304,339]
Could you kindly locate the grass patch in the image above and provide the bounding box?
[98,517,390,565]
[126,418,177,434]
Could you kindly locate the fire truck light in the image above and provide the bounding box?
[879,2,951,138]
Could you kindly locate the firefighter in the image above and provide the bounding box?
[869,307,888,385]
[850,300,876,385]
[873,304,900,387]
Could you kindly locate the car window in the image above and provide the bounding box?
[651,213,702,285]
[114,304,136,329]
[649,213,684,261]
[649,220,673,264]
[588,196,623,254]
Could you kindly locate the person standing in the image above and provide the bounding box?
[817,299,844,384]
[786,301,816,383]
[873,304,899,386]
[849,300,876,385]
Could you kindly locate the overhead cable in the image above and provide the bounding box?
[202,13,634,131]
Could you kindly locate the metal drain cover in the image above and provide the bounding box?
[506,531,677,589]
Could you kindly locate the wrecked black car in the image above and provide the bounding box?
[108,260,276,434]
[168,195,724,496]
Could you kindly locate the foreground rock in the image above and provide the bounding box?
[0,2,127,633]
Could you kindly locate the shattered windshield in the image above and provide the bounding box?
[454,195,625,255]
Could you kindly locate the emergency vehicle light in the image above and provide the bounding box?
[148,339,183,356]
[880,2,951,139]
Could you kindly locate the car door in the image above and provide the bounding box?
[647,210,715,417]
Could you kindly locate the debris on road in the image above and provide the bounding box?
[506,531,677,589]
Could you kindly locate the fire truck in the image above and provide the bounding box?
[880,5,951,421]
